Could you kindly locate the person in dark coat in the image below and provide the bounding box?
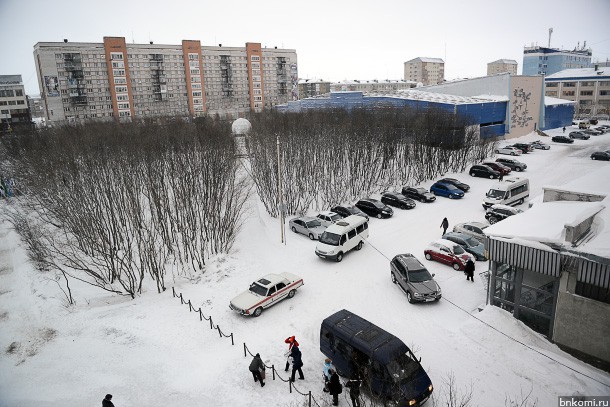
[440,217,449,236]
[328,369,342,406]
[345,374,362,407]
[102,394,114,407]
[499,172,504,182]
[563,126,566,133]
[290,345,305,382]
[465,259,475,282]
[249,353,266,387]
[284,335,299,372]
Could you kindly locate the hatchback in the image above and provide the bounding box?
[380,192,416,209]
[453,222,489,244]
[355,198,393,219]
[401,186,436,203]
[430,182,464,199]
[591,151,610,161]
[469,164,500,179]
[330,205,369,221]
[495,157,527,172]
[424,239,475,271]
[390,254,441,303]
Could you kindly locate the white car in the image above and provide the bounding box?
[495,146,522,156]
[316,211,343,227]
[229,272,303,317]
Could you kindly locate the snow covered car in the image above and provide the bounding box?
[530,140,550,150]
[495,146,522,156]
[452,222,489,245]
[442,232,487,261]
[424,239,475,271]
[289,216,327,240]
[316,211,343,227]
[229,273,303,317]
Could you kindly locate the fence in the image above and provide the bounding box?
[171,287,323,407]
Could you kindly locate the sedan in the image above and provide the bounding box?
[229,272,303,317]
[583,129,602,136]
[453,222,489,245]
[569,131,590,140]
[380,192,416,210]
[552,135,574,144]
[330,205,369,221]
[430,182,464,199]
[438,178,470,192]
[424,239,475,271]
[469,164,500,179]
[401,186,436,203]
[530,140,550,150]
[496,157,527,172]
[512,143,534,154]
[316,211,343,227]
[390,254,441,303]
[289,216,327,240]
[591,151,610,161]
[495,146,522,156]
[442,232,487,261]
[482,161,511,175]
[355,198,393,219]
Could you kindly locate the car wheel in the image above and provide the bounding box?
[391,273,397,284]
[511,152,516,156]
[489,216,498,225]
[407,291,414,304]
[452,263,461,271]
[376,213,382,219]
[519,198,524,204]
[592,156,596,160]
[420,197,425,202]
[356,241,363,250]
[336,252,343,262]
[469,172,475,177]
[291,226,297,233]
[449,194,454,199]
[253,307,263,317]
[288,289,296,299]
[308,233,315,240]
[489,174,494,179]
[425,253,432,261]
[494,150,499,153]
[517,167,523,172]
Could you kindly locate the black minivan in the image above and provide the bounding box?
[320,310,433,406]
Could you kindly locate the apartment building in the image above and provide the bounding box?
[33,37,298,124]
[298,79,331,99]
[544,66,610,117]
[0,75,30,130]
[523,45,591,76]
[403,57,444,86]
[330,79,417,93]
[487,59,518,76]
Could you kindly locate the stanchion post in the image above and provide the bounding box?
[308,391,312,407]
[209,316,213,329]
[188,300,192,312]
[230,333,234,346]
[199,309,203,321]
[272,365,275,380]
[217,326,222,338]
[243,343,247,357]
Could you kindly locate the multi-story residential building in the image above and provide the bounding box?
[33,37,298,124]
[487,59,518,76]
[522,45,591,76]
[403,57,444,86]
[330,79,417,93]
[298,79,331,99]
[0,75,31,130]
[27,95,46,119]
[544,66,610,117]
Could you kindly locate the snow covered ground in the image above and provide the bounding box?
[1,124,610,407]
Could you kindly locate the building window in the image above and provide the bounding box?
[580,81,595,87]
[562,91,575,97]
[546,82,558,88]
[563,82,576,87]
[600,90,609,96]
[580,91,593,96]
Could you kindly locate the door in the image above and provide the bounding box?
[437,245,453,265]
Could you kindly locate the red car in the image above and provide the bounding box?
[424,239,475,271]
[482,161,511,175]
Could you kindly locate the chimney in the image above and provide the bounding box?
[63,39,68,43]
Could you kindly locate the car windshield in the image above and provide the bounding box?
[487,189,506,199]
[306,220,322,228]
[464,237,480,247]
[330,213,342,221]
[416,188,427,194]
[249,282,268,296]
[453,245,465,254]
[372,201,385,208]
[386,351,421,383]
[319,232,341,246]
[408,269,433,283]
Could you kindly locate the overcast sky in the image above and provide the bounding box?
[2,0,610,95]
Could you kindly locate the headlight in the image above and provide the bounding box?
[428,384,434,392]
[414,292,422,297]
[408,400,417,406]
[437,288,442,294]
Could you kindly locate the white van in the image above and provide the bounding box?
[482,177,529,209]
[315,215,369,262]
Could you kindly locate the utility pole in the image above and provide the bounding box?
[276,135,285,244]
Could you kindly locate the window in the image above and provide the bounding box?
[110,52,123,60]
[15,89,23,96]
[115,86,128,93]
[348,229,356,239]
[580,91,593,96]
[580,81,594,87]
[546,82,558,88]
[563,82,576,87]
[251,56,260,61]
[562,91,575,97]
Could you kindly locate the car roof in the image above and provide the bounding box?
[443,231,468,240]
[432,239,460,248]
[396,254,426,270]
[299,216,318,222]
[459,221,488,229]
[257,273,284,287]
[318,210,338,216]
[490,204,519,211]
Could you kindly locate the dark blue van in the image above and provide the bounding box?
[320,309,433,406]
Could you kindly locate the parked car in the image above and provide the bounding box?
[589,118,599,125]
[496,157,527,172]
[330,205,369,221]
[552,135,574,144]
[316,211,343,227]
[442,232,487,261]
[530,140,550,150]
[316,215,369,262]
[469,164,501,179]
[424,239,475,271]
[438,177,470,192]
[583,129,602,136]
[484,204,523,224]
[579,121,590,129]
[511,143,534,154]
[495,146,522,156]
[591,151,610,161]
[289,216,327,240]
[430,181,464,199]
[229,272,303,317]
[482,161,512,175]
[355,198,393,219]
[594,127,608,134]
[569,131,590,140]
[390,254,441,303]
[380,192,416,210]
[401,186,436,203]
[453,221,489,244]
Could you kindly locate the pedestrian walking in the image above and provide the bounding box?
[290,345,305,382]
[440,217,449,236]
[328,369,343,406]
[284,335,299,372]
[499,172,504,182]
[465,259,475,282]
[249,353,266,387]
[102,394,115,407]
[563,126,566,133]
[345,374,362,407]
[323,358,334,392]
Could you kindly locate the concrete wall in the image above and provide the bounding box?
[509,76,544,137]
[553,272,610,363]
[542,187,607,203]
[420,73,510,98]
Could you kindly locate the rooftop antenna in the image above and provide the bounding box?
[548,28,553,48]
[131,30,135,44]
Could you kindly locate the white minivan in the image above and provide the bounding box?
[482,176,529,209]
[315,215,369,262]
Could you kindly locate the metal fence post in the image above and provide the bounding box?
[308,391,312,407]
[199,309,203,321]
[209,316,213,330]
[230,333,234,346]
[188,300,192,312]
[243,343,247,357]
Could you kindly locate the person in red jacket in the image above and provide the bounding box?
[284,335,299,372]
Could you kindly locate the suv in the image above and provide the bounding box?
[401,186,436,203]
[380,192,416,210]
[390,254,441,303]
[355,198,393,219]
[569,131,590,140]
[484,204,523,224]
[469,164,500,179]
[496,157,527,172]
[330,205,369,221]
[482,161,511,175]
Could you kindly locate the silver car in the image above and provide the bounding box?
[452,221,489,245]
[289,216,327,240]
[495,146,522,156]
[390,254,441,303]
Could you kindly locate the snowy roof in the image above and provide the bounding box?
[544,96,576,106]
[406,57,444,64]
[546,68,609,80]
[372,89,503,105]
[332,79,417,85]
[298,79,329,84]
[472,94,510,102]
[489,59,518,65]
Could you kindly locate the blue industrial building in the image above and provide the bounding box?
[275,90,508,138]
[522,46,592,76]
[542,97,576,130]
